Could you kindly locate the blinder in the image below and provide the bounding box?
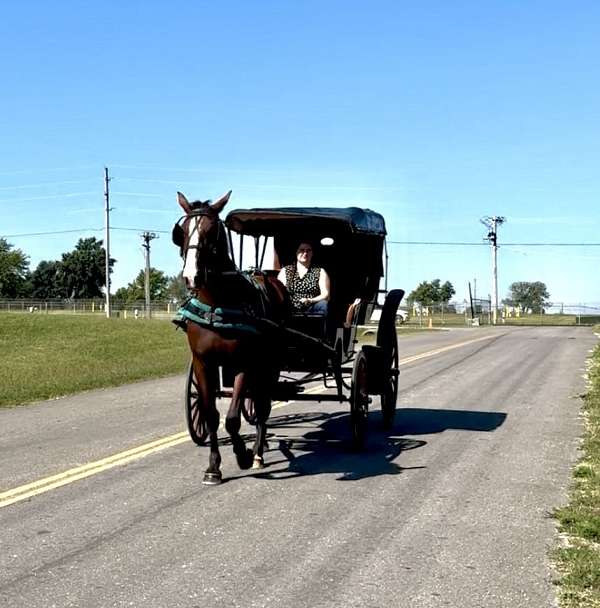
[172,222,185,249]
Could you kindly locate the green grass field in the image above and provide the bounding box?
[553,327,600,607]
[0,313,190,407]
[0,312,428,407]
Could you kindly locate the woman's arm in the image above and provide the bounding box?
[304,268,330,304]
[277,267,287,286]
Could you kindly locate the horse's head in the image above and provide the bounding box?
[173,190,233,289]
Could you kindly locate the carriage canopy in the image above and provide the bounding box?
[224,206,388,313]
[224,206,386,238]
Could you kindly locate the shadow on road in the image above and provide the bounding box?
[224,406,506,482]
[395,407,507,435]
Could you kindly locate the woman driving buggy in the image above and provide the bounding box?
[277,241,330,315]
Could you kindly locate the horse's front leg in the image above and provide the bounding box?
[225,372,254,470]
[192,357,222,485]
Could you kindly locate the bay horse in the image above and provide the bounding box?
[173,191,289,485]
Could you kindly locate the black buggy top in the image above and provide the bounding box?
[224,206,389,329]
[225,206,386,237]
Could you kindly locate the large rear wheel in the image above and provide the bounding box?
[380,334,399,429]
[184,359,208,445]
[377,289,404,429]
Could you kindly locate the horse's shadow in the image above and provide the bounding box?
[222,406,507,482]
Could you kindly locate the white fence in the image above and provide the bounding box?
[0,299,177,320]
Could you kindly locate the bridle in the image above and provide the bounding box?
[173,206,232,289]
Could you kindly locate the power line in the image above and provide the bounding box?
[0,180,94,191]
[387,240,600,246]
[502,242,600,246]
[112,226,170,234]
[0,226,170,238]
[111,191,165,198]
[0,191,97,204]
[1,228,103,238]
[3,232,598,244]
[388,241,487,246]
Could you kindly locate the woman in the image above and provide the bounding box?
[277,242,330,314]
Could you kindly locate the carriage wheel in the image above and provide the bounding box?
[380,334,399,429]
[350,350,369,449]
[184,359,208,445]
[377,289,404,429]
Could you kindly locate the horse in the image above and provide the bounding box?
[173,191,289,485]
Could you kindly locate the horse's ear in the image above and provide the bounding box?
[211,190,232,214]
[177,192,192,214]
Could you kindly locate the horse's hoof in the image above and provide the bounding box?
[202,471,222,485]
[252,456,264,470]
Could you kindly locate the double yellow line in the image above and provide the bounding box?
[0,433,190,509]
[0,333,497,509]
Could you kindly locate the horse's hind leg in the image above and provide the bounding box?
[225,372,254,470]
[252,367,278,469]
[252,394,271,470]
[193,358,222,485]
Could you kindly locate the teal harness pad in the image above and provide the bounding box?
[176,297,262,335]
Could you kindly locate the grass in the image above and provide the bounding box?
[0,312,436,408]
[0,313,190,407]
[553,326,600,607]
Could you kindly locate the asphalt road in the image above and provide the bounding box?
[1,326,597,608]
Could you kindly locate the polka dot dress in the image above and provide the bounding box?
[285,265,322,310]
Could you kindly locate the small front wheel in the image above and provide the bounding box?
[184,359,208,445]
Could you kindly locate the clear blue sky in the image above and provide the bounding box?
[1,1,599,306]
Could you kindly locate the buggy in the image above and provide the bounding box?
[183,205,405,448]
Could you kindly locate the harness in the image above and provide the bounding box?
[176,297,262,335]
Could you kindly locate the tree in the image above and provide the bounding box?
[166,272,188,303]
[30,260,63,299]
[114,268,169,303]
[503,281,551,314]
[59,237,114,299]
[407,279,456,307]
[439,280,456,303]
[0,238,30,297]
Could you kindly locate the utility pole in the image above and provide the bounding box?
[480,216,506,325]
[141,231,158,319]
[104,167,112,318]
